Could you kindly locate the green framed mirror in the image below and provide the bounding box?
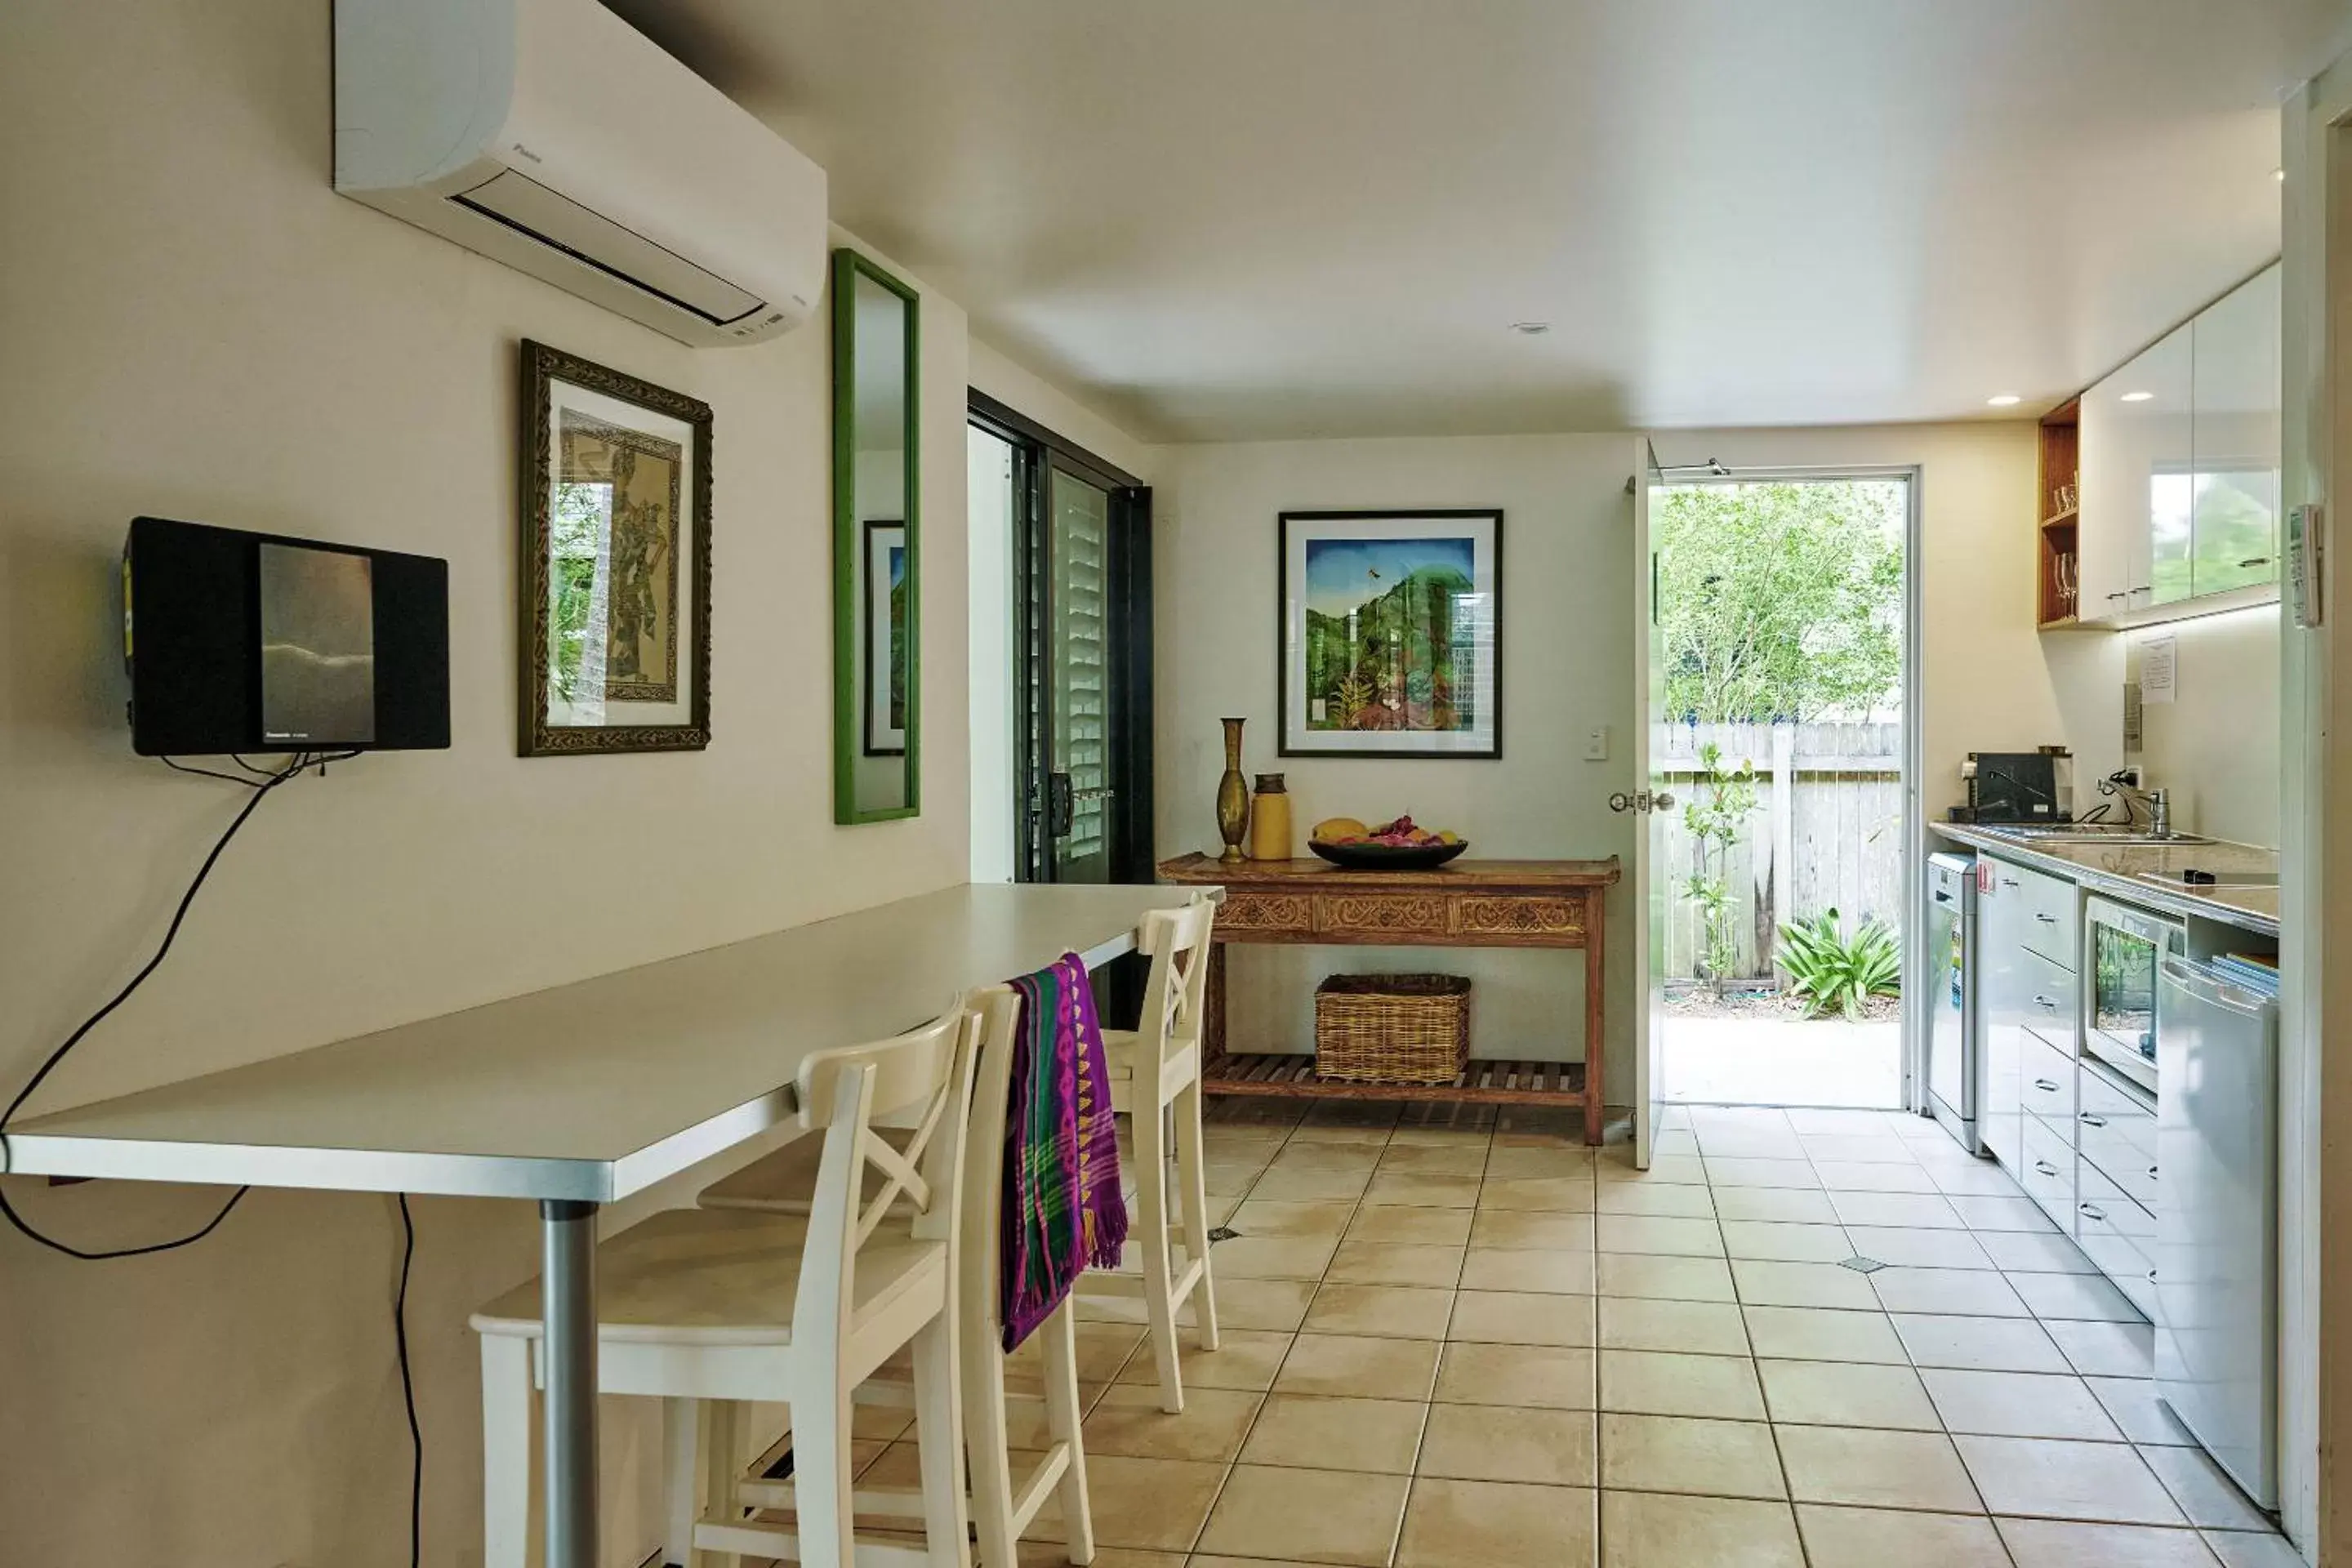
[833,247,920,822]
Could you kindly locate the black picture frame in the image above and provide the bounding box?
[863,518,907,756]
[1277,508,1503,760]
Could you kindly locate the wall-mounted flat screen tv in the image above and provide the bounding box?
[123,516,450,755]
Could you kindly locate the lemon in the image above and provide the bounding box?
[1312,816,1370,843]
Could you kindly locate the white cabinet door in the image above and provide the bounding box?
[2189,264,2283,598]
[2132,325,2196,608]
[1978,860,2030,1175]
[2076,373,2132,619]
[2079,325,2193,620]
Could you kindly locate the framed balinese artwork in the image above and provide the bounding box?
[863,519,907,754]
[518,340,712,756]
[1279,509,1503,759]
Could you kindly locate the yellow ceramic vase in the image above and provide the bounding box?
[1250,774,1292,861]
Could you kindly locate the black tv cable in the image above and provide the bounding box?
[0,751,419,1568]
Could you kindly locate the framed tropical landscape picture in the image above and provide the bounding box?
[1279,510,1502,758]
[864,519,907,755]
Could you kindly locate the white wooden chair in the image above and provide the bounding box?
[1085,895,1219,1412]
[470,1003,984,1568]
[701,986,1098,1567]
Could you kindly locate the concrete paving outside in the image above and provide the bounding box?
[1661,1013,1903,1107]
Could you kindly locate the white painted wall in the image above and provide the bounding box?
[969,339,1160,483]
[1158,421,2069,1100]
[2124,606,2283,845]
[1156,434,1642,1088]
[0,5,979,1564]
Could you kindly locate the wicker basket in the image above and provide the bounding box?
[1313,973,1472,1085]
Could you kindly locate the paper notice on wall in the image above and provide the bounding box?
[2140,635,2176,706]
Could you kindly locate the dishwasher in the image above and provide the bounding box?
[1925,852,1982,1153]
[2156,954,2280,1508]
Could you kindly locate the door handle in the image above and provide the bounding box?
[2035,1160,2060,1177]
[2033,996,2059,1010]
[1609,790,1678,814]
[1047,773,1075,838]
[2032,1078,2060,1093]
[2241,557,2274,568]
[2079,1113,2107,1129]
[2034,913,2058,924]
[2079,1201,2107,1222]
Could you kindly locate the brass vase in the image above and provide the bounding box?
[1215,717,1250,863]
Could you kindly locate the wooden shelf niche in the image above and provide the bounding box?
[2037,399,2082,627]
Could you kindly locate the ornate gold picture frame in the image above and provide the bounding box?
[519,340,713,756]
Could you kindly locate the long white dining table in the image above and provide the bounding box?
[3,880,1206,1568]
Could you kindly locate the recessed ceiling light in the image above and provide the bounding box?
[1986,394,2022,407]
[2121,390,2154,403]
[1510,321,1552,336]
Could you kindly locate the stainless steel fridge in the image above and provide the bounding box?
[2156,955,2279,1508]
[1926,852,1982,1153]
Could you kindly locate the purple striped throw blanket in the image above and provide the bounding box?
[1001,952,1129,1351]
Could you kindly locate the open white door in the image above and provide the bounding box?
[1624,439,1672,1169]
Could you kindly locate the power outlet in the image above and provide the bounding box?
[1583,725,1610,762]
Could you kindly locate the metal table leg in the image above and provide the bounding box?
[541,1199,599,1568]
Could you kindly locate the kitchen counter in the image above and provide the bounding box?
[1931,822,2279,936]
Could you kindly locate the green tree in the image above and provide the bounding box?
[1656,481,1904,723]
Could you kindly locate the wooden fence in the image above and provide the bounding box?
[1653,722,1904,983]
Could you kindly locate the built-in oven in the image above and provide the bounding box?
[2082,895,2184,1095]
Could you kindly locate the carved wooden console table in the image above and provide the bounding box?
[1156,853,1623,1145]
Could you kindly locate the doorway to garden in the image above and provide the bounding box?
[1653,473,1914,1109]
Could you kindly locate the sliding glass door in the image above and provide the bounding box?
[971,393,1152,887]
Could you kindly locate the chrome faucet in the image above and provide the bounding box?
[2101,771,2174,837]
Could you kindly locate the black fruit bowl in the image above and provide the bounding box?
[1307,839,1470,871]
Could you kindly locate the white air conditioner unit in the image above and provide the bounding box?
[334,0,826,348]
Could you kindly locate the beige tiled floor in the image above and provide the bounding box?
[858,1099,2296,1566]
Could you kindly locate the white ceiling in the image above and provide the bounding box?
[610,0,2350,443]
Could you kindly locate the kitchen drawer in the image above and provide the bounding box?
[2077,1060,2158,1210]
[2076,1161,2158,1319]
[2018,947,2078,1050]
[2020,1031,2079,1127]
[2020,1111,2077,1236]
[1989,858,2079,969]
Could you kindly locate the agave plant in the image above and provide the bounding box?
[1776,906,1900,1020]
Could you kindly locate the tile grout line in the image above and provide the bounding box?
[1177,1102,2244,1563]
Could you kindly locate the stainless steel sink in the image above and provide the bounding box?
[1991,825,2216,847]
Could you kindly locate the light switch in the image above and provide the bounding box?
[1584,725,1610,761]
